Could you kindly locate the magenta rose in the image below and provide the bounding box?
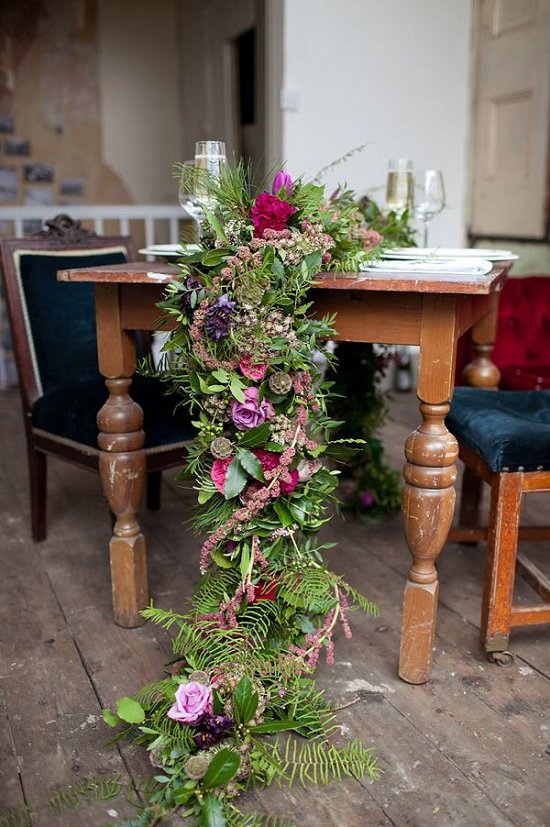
[272,170,294,198]
[240,354,268,381]
[250,192,296,238]
[231,387,274,431]
[167,681,213,724]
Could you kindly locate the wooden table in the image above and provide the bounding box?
[58,260,508,684]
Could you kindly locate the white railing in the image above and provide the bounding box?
[0,204,187,247]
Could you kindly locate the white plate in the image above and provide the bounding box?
[382,247,519,262]
[139,243,201,257]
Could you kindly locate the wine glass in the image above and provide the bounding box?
[177,160,203,233]
[385,158,414,216]
[414,169,445,247]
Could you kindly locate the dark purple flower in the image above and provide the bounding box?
[360,490,375,508]
[272,170,294,198]
[194,730,219,750]
[203,713,235,735]
[180,277,202,314]
[205,293,236,340]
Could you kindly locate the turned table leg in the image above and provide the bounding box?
[398,295,459,683]
[95,285,148,627]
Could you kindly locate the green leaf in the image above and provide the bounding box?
[116,697,145,724]
[102,708,120,728]
[211,547,235,569]
[202,205,228,243]
[229,374,246,402]
[198,488,215,505]
[238,448,264,482]
[237,422,271,448]
[201,248,231,267]
[249,718,302,734]
[212,368,230,383]
[239,542,251,580]
[273,499,293,527]
[271,257,285,279]
[202,749,240,790]
[223,458,247,500]
[232,676,258,724]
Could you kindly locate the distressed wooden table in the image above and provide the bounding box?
[58,260,508,683]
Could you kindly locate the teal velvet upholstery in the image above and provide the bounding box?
[18,248,195,448]
[18,250,126,393]
[447,388,550,472]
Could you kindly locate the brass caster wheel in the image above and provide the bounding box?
[487,650,514,667]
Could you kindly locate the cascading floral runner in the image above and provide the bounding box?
[104,164,388,827]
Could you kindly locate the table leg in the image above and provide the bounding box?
[462,291,501,388]
[95,285,148,627]
[398,296,459,683]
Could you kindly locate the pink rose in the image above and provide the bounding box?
[240,354,268,381]
[231,387,274,430]
[272,170,294,198]
[211,457,232,494]
[250,192,296,238]
[167,681,213,724]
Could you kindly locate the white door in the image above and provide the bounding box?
[470,0,550,238]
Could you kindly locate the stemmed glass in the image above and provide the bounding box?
[385,158,414,216]
[177,160,203,242]
[414,169,445,247]
[193,140,227,213]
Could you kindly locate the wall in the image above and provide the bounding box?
[280,0,474,246]
[97,0,183,204]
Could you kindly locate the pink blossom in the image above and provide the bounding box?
[272,170,294,198]
[250,193,296,238]
[167,681,213,724]
[254,449,299,494]
[211,457,232,493]
[240,354,268,381]
[297,458,322,482]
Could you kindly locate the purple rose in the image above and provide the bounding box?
[250,193,296,238]
[167,681,213,724]
[231,387,274,431]
[272,170,294,198]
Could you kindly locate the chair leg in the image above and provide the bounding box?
[146,471,162,510]
[458,465,484,543]
[29,448,47,542]
[481,472,522,654]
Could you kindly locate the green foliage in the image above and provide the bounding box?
[255,738,378,788]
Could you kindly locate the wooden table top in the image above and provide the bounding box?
[58,260,509,296]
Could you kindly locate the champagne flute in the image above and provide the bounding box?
[385,158,414,216]
[193,140,227,213]
[414,169,445,247]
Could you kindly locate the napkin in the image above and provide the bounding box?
[360,258,493,276]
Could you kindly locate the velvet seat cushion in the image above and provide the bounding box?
[32,374,196,449]
[447,388,550,472]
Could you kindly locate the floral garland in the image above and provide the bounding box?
[104,164,385,827]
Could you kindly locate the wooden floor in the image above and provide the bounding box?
[1,386,549,827]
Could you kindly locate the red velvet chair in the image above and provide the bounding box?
[456,276,550,390]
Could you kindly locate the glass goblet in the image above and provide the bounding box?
[414,169,445,247]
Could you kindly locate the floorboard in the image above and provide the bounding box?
[1,387,549,826]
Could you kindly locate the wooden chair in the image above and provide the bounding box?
[0,215,194,541]
[447,388,550,664]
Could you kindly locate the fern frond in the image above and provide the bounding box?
[226,803,294,827]
[257,737,378,789]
